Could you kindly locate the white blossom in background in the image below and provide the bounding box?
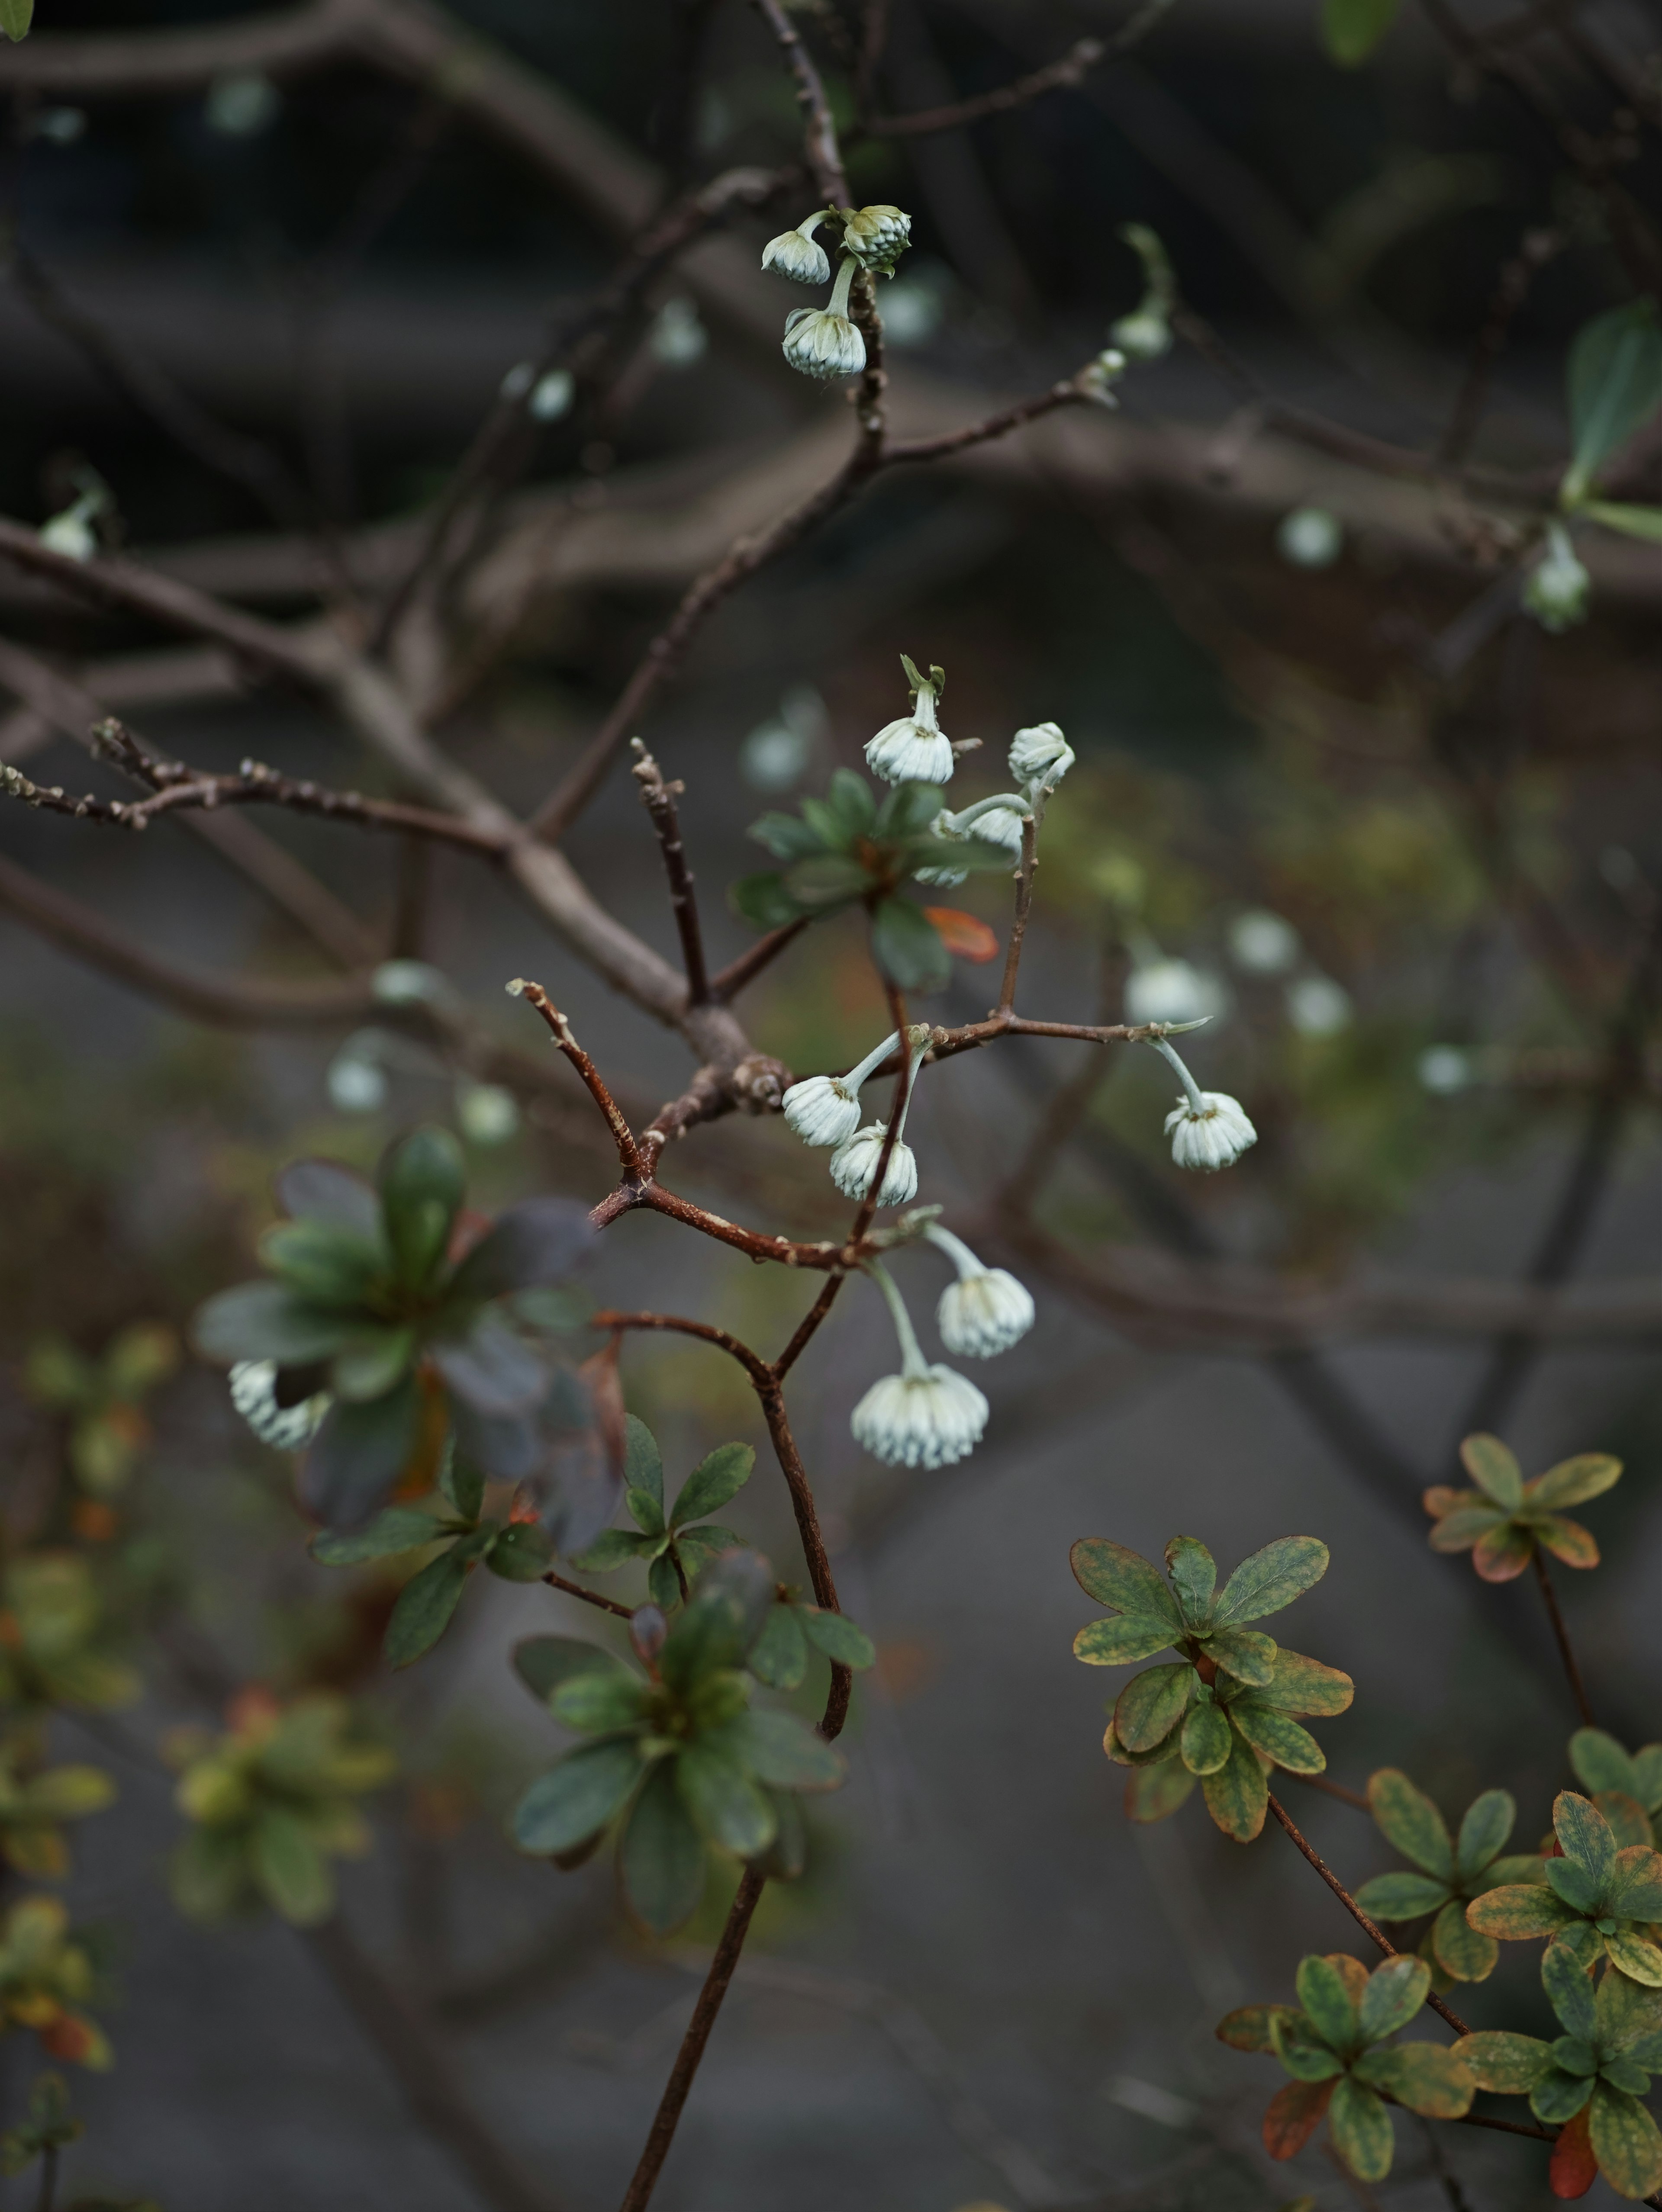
[761,213,832,285]
[841,204,912,275]
[830,1120,918,1206]
[782,1029,900,1148]
[1150,1037,1256,1172]
[327,1041,387,1114]
[650,298,706,368]
[372,959,452,1008]
[926,1225,1035,1358]
[1276,507,1343,569]
[740,685,828,793]
[1008,721,1075,790]
[230,1361,331,1452]
[1523,523,1591,632]
[850,1261,989,1469]
[1285,974,1352,1037]
[1078,348,1127,408]
[39,494,100,562]
[1110,223,1176,360]
[1124,956,1226,1029]
[866,655,953,784]
[529,369,574,422]
[1419,1045,1472,1094]
[1227,908,1300,976]
[457,1079,521,1145]
[205,69,280,136]
[782,255,866,381]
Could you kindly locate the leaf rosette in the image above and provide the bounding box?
[1466,1791,1662,1987]
[1424,1433,1620,1582]
[1070,1533,1353,1841]
[1353,1768,1541,1984]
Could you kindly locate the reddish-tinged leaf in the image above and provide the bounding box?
[1550,2107,1597,2199]
[1263,2077,1334,2161]
[1534,1514,1599,1569]
[1460,1432,1524,1508]
[921,907,999,962]
[1216,2002,1297,2053]
[1428,1504,1506,1553]
[1422,1484,1459,1518]
[1472,1521,1534,1581]
[1126,1756,1196,1823]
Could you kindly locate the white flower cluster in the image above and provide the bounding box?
[849,1231,1034,1472]
[782,1026,925,1207]
[763,203,913,383]
[912,717,1074,882]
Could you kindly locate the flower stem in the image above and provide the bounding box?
[864,1257,929,1379]
[827,253,857,318]
[922,1222,981,1279]
[844,1027,902,1090]
[1149,1034,1205,1113]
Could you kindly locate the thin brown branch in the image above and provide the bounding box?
[627,1180,844,1271]
[868,35,1105,136]
[589,1310,774,1392]
[773,1275,845,1382]
[1266,1793,1472,2038]
[1286,1770,1372,1814]
[1532,1549,1597,1728]
[630,740,709,1003]
[615,1865,767,2212]
[846,984,914,1251]
[513,980,646,1180]
[1439,226,1567,470]
[750,0,848,204]
[886,379,1087,465]
[997,817,1039,1014]
[709,916,811,1003]
[541,1570,634,1621]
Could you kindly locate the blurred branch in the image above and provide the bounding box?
[1439,225,1567,469]
[750,0,849,204]
[867,32,1107,136]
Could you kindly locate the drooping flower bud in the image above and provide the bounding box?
[781,1030,901,1148]
[925,1226,1034,1358]
[841,204,912,277]
[829,1122,918,1206]
[1150,1038,1257,1173]
[229,1360,332,1452]
[761,212,832,286]
[866,654,953,785]
[782,254,866,381]
[1110,222,1176,361]
[850,1260,988,1468]
[1008,722,1074,790]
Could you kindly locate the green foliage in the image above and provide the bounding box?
[512,1554,846,1933]
[1562,300,1662,506]
[0,1554,139,1713]
[0,2071,81,2175]
[1456,1950,1662,2199]
[0,0,33,42]
[169,1690,395,1928]
[573,1418,756,1612]
[1218,1950,1472,2180]
[193,1136,594,1531]
[0,1729,116,1881]
[1319,0,1398,65]
[1071,1534,1351,1840]
[1466,1791,1662,1984]
[24,1322,179,1500]
[731,768,1010,988]
[1569,1729,1662,1845]
[1423,1433,1619,1581]
[1353,1769,1537,1984]
[0,1898,110,2070]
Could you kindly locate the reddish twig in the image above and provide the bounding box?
[1533,1549,1597,1728]
[630,740,709,1004]
[541,1570,634,1620]
[513,980,646,1180]
[708,917,811,1003]
[589,1310,774,1391]
[1286,1770,1372,1814]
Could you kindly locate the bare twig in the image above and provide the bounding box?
[541,1570,635,1621]
[707,916,811,1003]
[750,0,848,204]
[513,981,646,1181]
[1439,226,1567,470]
[868,35,1106,136]
[630,741,709,1004]
[997,817,1039,1014]
[1532,1550,1596,1728]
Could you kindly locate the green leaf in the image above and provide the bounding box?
[1565,302,1662,505]
[1114,1664,1195,1754]
[193,1283,358,1365]
[870,897,950,993]
[1070,1539,1181,1624]
[512,1636,630,1704]
[1572,1729,1638,1799]
[1459,1433,1524,1509]
[1163,1536,1215,1623]
[1354,2041,1472,2119]
[378,1125,465,1286]
[513,1737,642,1855]
[1432,1897,1498,1982]
[1206,1628,1276,1686]
[548,1672,651,1734]
[570,1528,660,1573]
[276,1158,380,1236]
[1296,1955,1360,2050]
[675,1746,776,1856]
[731,871,804,930]
[822,768,878,839]
[758,1786,808,1881]
[730,1709,845,1792]
[430,1312,545,1417]
[1556,1791,1617,1887]
[1636,1747,1662,1814]
[1530,1453,1622,1510]
[1127,1755,1196,1824]
[310,1505,446,1565]
[873,780,947,839]
[1073,1615,1176,1667]
[1581,501,1662,543]
[1228,1702,1325,1774]
[384,1548,470,1668]
[671,1443,754,1527]
[660,1585,752,1695]
[1213,1537,1328,1627]
[1327,2075,1393,2182]
[1180,1700,1232,1776]
[1605,1845,1662,1920]
[331,1327,419,1403]
[300,1377,422,1532]
[1531,2065,1597,2126]
[619,1761,705,1935]
[1453,2030,1552,2094]
[1320,0,1397,68]
[1466,1884,1574,1939]
[786,853,873,910]
[747,1604,808,1691]
[1427,1502,1506,1553]
[0,0,32,40]
[1201,1724,1268,1842]
[1272,2022,1345,2082]
[1455,1788,1516,1881]
[1554,2036,1600,2079]
[1367,1770,1454,1881]
[1603,1929,1662,1986]
[251,1807,333,1926]
[673,1526,745,1579]
[261,1220,385,1309]
[1217,2003,1299,2054]
[1359,1954,1430,2042]
[616,1414,663,1516]
[1248,1648,1353,1717]
[796,1606,876,1670]
[1353,1871,1451,1921]
[441,1447,484,1524]
[647,1552,684,1614]
[1535,1514,1600,1569]
[445,1197,591,1302]
[748,808,826,861]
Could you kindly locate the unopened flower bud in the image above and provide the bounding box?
[866,654,953,784]
[1150,1038,1256,1173]
[783,256,866,381]
[762,213,832,285]
[229,1360,332,1452]
[829,1122,918,1206]
[851,1259,988,1467]
[926,1226,1034,1358]
[1523,523,1590,633]
[1008,722,1074,790]
[781,1030,900,1147]
[841,203,912,276]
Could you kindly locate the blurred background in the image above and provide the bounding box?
[0,0,1660,2206]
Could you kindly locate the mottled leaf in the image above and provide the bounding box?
[1354,2041,1472,2118]
[1073,1615,1176,1667]
[1261,2076,1333,2161]
[1247,1649,1354,1718]
[1460,1432,1524,1508]
[1572,1729,1638,1799]
[1126,1755,1196,1825]
[1540,1939,1598,2038]
[1466,1885,1575,1939]
[1327,2076,1393,2182]
[1605,1930,1662,1987]
[1530,1453,1621,1511]
[1533,2065,1598,2126]
[1369,1774,1454,1883]
[1353,1871,1451,1921]
[1454,2029,1553,2094]
[1180,1700,1232,1776]
[1213,1537,1328,1627]
[1633,1746,1662,1814]
[1455,1788,1516,1881]
[1597,1965,1662,2051]
[1427,1503,1506,1554]
[1556,1793,1617,1887]
[1598,1796,1656,1852]
[1207,1628,1277,1686]
[1229,1702,1324,1774]
[1546,1855,1601,1915]
[1201,1725,1268,1842]
[1535,1515,1599,1570]
[1163,1536,1215,1623]
[1114,1664,1195,1753]
[1070,1539,1181,1625]
[1358,1955,1430,2043]
[1472,1521,1535,1582]
[1216,2003,1298,2053]
[1433,1897,1498,1981]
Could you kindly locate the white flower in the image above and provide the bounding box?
[866,656,952,785]
[1151,1036,1256,1172]
[915,794,1027,884]
[1277,506,1342,569]
[1227,909,1299,976]
[1523,523,1590,633]
[456,1079,520,1144]
[842,204,911,275]
[1285,974,1351,1037]
[783,255,865,381]
[1125,958,1225,1028]
[762,214,831,285]
[39,495,100,562]
[851,1366,987,1468]
[926,1226,1034,1358]
[782,1029,900,1148]
[230,1360,331,1452]
[851,1259,987,1468]
[1008,722,1074,788]
[829,1122,917,1206]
